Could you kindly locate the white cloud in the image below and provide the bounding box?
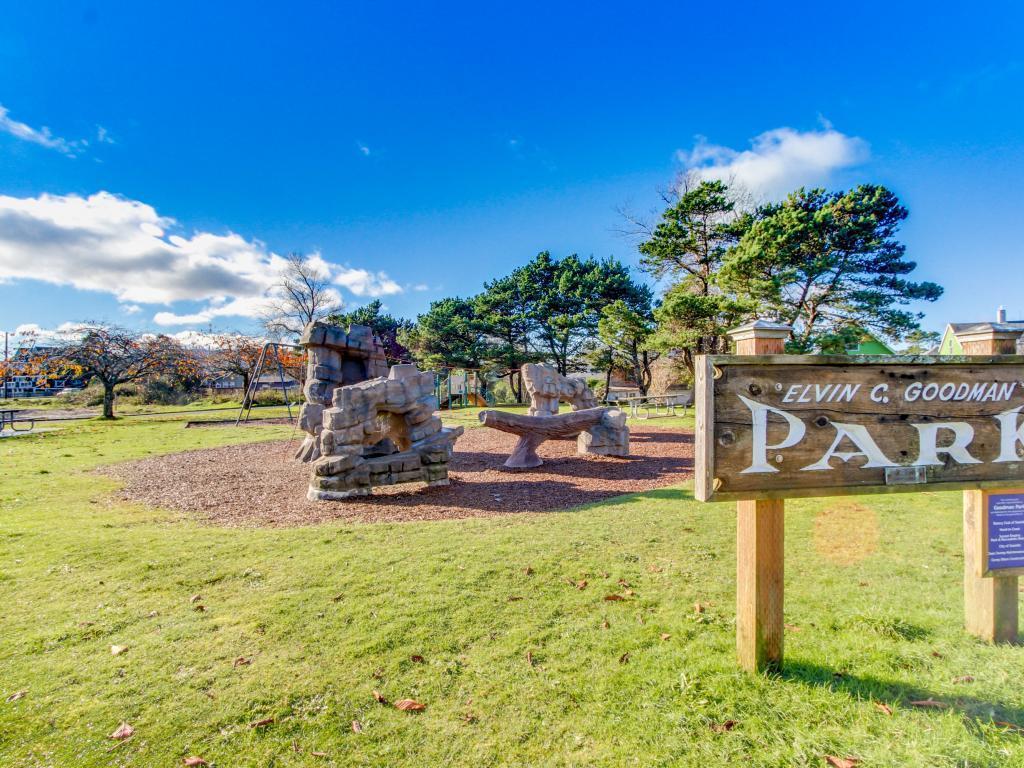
[333,268,401,297]
[0,103,85,157]
[96,125,115,145]
[679,125,869,201]
[356,141,371,156]
[121,303,142,315]
[0,191,403,327]
[412,283,429,291]
[12,322,84,343]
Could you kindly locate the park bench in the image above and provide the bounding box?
[0,409,34,434]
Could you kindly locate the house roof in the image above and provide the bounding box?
[949,321,1024,334]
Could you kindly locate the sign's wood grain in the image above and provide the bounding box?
[696,355,1024,502]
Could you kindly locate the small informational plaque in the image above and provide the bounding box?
[987,492,1024,572]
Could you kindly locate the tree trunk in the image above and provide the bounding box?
[604,365,612,401]
[241,373,253,408]
[102,382,116,418]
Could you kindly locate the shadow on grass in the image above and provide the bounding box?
[782,658,1024,733]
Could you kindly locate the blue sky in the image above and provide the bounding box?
[1,1,1022,344]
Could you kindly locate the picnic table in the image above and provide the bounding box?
[0,409,34,433]
[619,392,693,419]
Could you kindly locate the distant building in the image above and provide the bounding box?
[938,307,1024,355]
[839,331,895,355]
[1,345,84,398]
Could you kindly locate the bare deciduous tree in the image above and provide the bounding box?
[262,253,341,338]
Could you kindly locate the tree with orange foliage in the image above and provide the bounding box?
[210,334,265,403]
[48,324,185,418]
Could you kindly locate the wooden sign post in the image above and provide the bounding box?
[695,328,1024,672]
[727,321,792,673]
[961,326,1021,644]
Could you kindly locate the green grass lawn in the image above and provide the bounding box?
[1,416,1022,767]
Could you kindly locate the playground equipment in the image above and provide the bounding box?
[234,341,303,426]
[434,368,492,409]
[478,363,629,468]
[306,364,463,500]
[293,322,389,462]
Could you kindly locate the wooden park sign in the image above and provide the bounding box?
[695,321,1023,673]
[695,354,1024,502]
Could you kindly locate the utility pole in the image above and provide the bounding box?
[3,331,8,400]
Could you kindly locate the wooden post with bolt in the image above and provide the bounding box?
[727,320,794,672]
[958,325,1021,643]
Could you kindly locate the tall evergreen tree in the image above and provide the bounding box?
[719,185,943,352]
[638,180,750,374]
[327,299,413,365]
[475,268,538,401]
[399,297,490,371]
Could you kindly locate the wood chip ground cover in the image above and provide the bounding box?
[103,426,693,526]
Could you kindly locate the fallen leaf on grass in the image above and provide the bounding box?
[507,595,523,602]
[189,594,202,604]
[604,594,626,602]
[994,720,1024,733]
[394,699,426,712]
[463,712,478,724]
[710,719,737,733]
[352,720,363,733]
[600,620,610,629]
[523,566,533,575]
[146,611,158,618]
[910,698,949,709]
[183,758,208,766]
[410,654,425,664]
[694,602,704,614]
[233,656,252,667]
[249,716,275,728]
[619,652,630,665]
[874,702,893,716]
[930,650,944,659]
[109,722,134,740]
[310,751,328,757]
[647,564,663,573]
[372,690,388,704]
[332,594,344,602]
[110,645,128,656]
[952,675,975,684]
[825,757,860,768]
[372,668,385,680]
[6,690,27,702]
[193,605,206,612]
[784,623,801,632]
[617,579,631,588]
[526,651,535,667]
[660,633,671,641]
[574,580,588,590]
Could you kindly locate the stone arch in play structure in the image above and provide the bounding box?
[478,363,629,468]
[295,322,463,500]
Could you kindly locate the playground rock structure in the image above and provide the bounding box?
[306,363,464,501]
[295,321,389,463]
[479,363,629,468]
